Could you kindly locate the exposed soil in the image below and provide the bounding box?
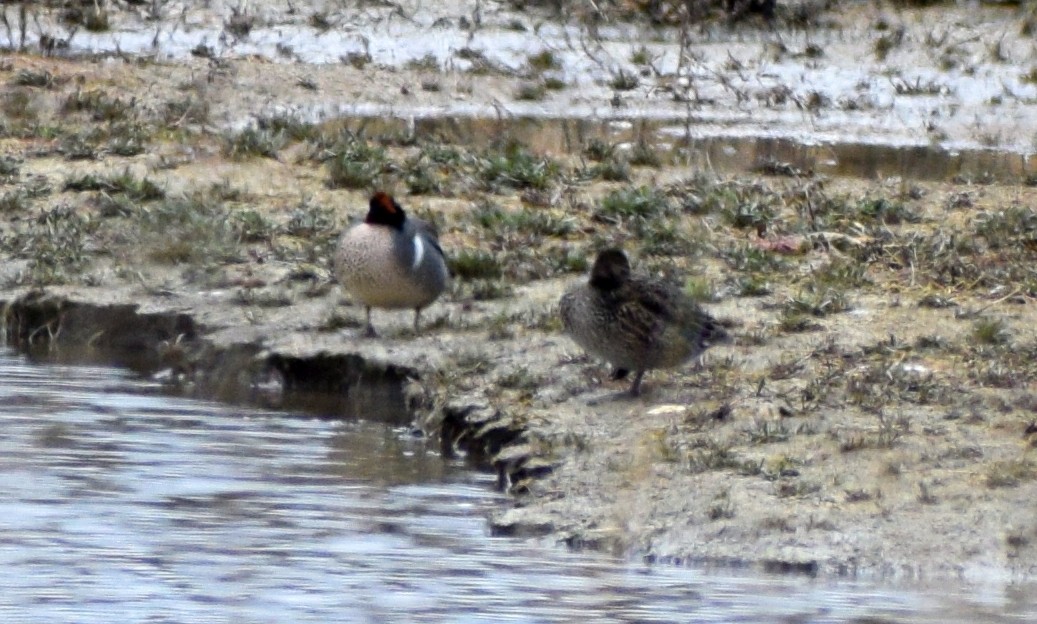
[3,1,1037,584]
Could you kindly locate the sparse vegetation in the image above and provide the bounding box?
[449,249,503,280]
[63,170,165,202]
[324,134,389,189]
[594,185,672,224]
[477,142,563,192]
[136,193,242,268]
[223,126,286,160]
[2,0,1037,583]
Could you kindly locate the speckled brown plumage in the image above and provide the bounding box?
[560,248,728,396]
[334,192,449,336]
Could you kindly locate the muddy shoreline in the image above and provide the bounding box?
[4,0,1037,584]
[3,270,1036,583]
[0,286,550,530]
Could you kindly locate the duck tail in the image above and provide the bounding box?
[692,315,731,349]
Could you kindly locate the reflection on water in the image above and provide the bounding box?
[0,346,1034,623]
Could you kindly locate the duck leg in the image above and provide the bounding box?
[629,370,645,397]
[363,306,378,338]
[412,307,422,333]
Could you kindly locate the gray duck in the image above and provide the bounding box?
[334,192,449,336]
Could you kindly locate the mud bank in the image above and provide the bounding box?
[0,287,542,488]
[4,274,1037,585]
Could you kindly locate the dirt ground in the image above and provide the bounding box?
[3,1,1037,583]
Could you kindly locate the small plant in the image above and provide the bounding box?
[105,122,151,157]
[720,198,776,231]
[778,310,821,333]
[782,287,851,318]
[61,4,110,32]
[985,459,1037,489]
[257,115,320,142]
[449,249,503,280]
[59,132,101,161]
[890,76,947,97]
[811,258,870,289]
[63,170,165,202]
[233,209,279,243]
[1,90,38,124]
[637,220,699,257]
[588,156,631,182]
[629,140,662,167]
[10,69,56,88]
[972,318,1009,346]
[310,12,333,31]
[736,275,771,297]
[583,138,615,162]
[222,126,286,160]
[403,144,467,196]
[84,7,110,32]
[630,45,652,66]
[162,97,210,126]
[343,50,372,69]
[406,53,440,72]
[745,419,790,445]
[497,368,542,392]
[467,280,514,301]
[0,190,28,213]
[284,201,336,238]
[975,207,1037,249]
[135,194,241,266]
[875,410,909,446]
[609,69,639,91]
[686,440,743,473]
[721,243,787,274]
[594,185,671,224]
[19,205,94,285]
[325,135,388,189]
[0,156,19,178]
[873,25,905,61]
[281,200,338,264]
[706,490,735,520]
[856,197,918,224]
[515,82,547,101]
[473,202,575,238]
[477,142,562,192]
[550,248,588,274]
[526,50,560,73]
[225,7,256,40]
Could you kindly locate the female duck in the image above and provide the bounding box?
[560,248,728,396]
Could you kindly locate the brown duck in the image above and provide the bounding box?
[560,248,728,396]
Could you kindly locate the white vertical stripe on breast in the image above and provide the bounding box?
[411,235,425,271]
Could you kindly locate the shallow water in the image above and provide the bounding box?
[5,0,1037,165]
[0,346,1034,623]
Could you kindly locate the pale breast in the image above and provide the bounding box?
[334,224,442,309]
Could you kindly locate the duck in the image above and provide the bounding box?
[560,248,729,396]
[334,192,449,336]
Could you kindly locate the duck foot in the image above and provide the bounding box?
[585,389,643,406]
